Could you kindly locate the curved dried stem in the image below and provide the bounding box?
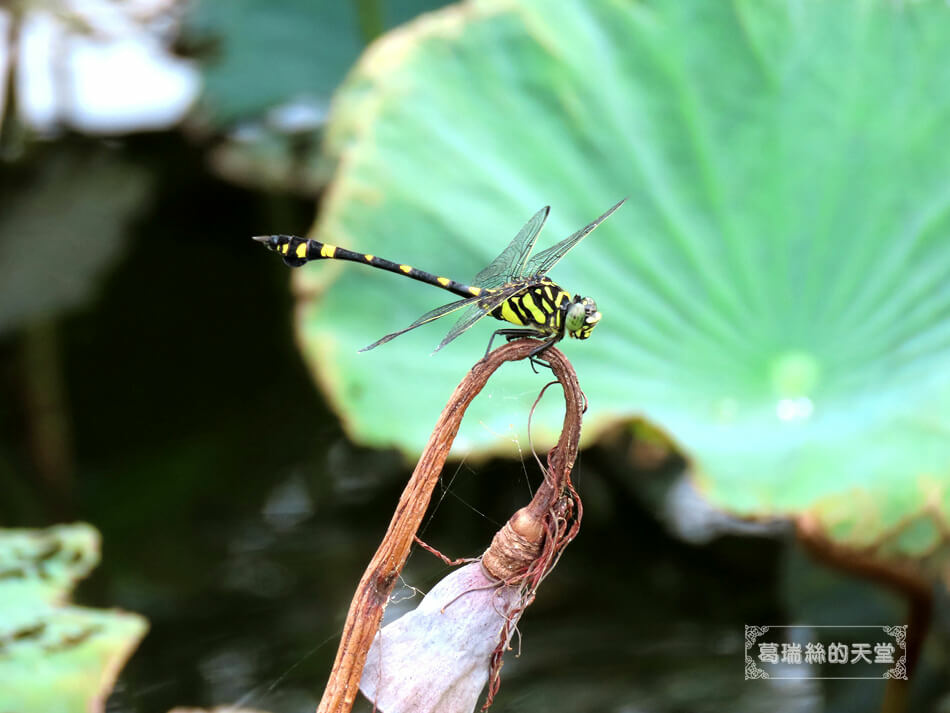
[316,340,585,713]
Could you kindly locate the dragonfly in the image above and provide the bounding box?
[254,199,625,357]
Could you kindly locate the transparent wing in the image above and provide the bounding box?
[522,198,626,278]
[471,206,550,289]
[433,289,516,352]
[359,294,483,351]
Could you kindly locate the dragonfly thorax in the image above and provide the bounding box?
[565,296,601,340]
[488,279,601,343]
[489,278,569,333]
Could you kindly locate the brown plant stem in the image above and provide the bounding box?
[1,4,24,160]
[315,340,584,713]
[354,0,385,43]
[795,513,932,713]
[20,319,75,519]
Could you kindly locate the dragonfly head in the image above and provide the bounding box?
[253,235,282,251]
[253,235,308,267]
[565,296,601,340]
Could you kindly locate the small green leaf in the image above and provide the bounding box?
[0,524,147,713]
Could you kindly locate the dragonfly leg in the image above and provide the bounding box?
[527,354,547,374]
[483,328,545,357]
[484,329,561,373]
[528,335,561,358]
[525,335,563,373]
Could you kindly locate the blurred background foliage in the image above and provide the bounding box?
[0,0,948,712]
[0,524,146,713]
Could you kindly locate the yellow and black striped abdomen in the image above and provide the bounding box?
[490,278,569,335]
[254,234,484,300]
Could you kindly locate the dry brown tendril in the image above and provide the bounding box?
[316,340,586,713]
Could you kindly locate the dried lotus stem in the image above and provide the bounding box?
[316,340,585,713]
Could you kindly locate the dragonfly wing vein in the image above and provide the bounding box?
[522,198,625,278]
[433,290,514,352]
[471,206,550,289]
[359,294,483,352]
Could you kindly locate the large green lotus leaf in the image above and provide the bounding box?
[288,0,950,558]
[0,524,147,713]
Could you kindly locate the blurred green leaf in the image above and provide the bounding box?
[286,0,950,563]
[183,0,451,126]
[0,524,147,713]
[0,148,151,335]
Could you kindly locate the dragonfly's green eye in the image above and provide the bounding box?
[566,297,601,339]
[566,302,586,334]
